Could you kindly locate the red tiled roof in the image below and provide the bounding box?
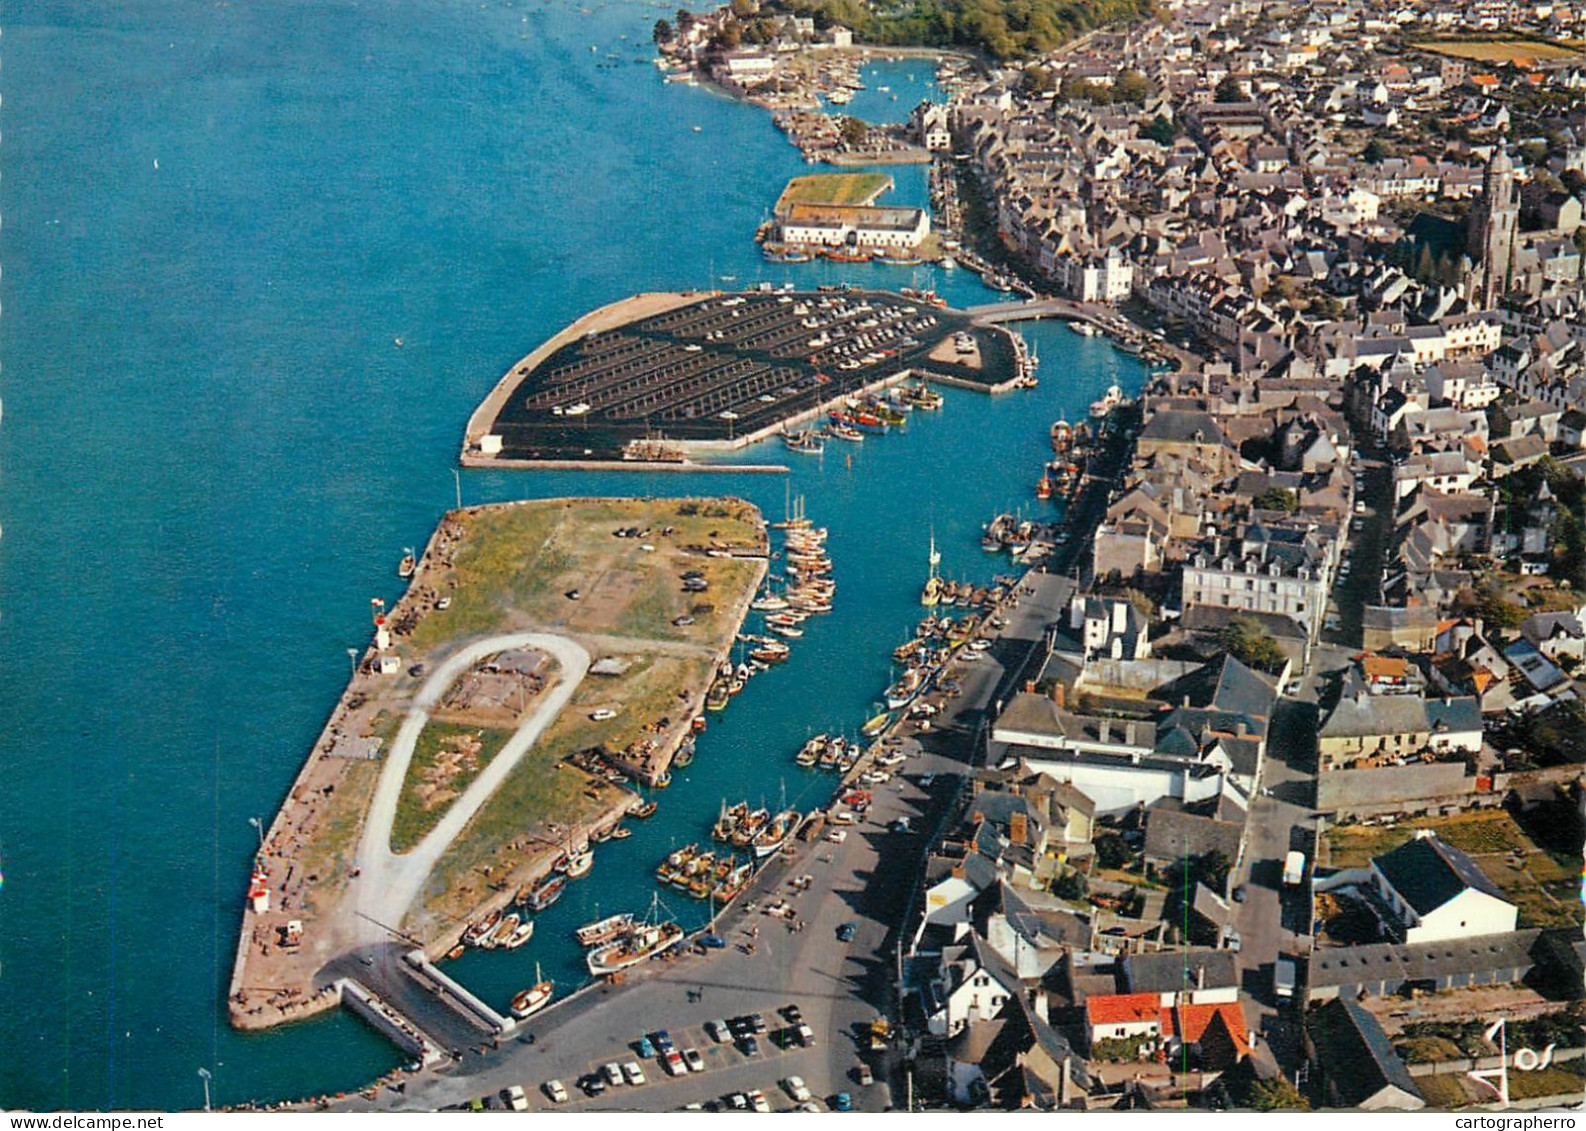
[1168,1002,1251,1058]
[1085,993,1162,1027]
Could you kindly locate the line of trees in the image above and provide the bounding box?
[764,0,1155,60]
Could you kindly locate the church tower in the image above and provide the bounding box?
[1467,142,1518,309]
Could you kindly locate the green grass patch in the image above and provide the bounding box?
[776,172,892,213]
[391,722,514,853]
[297,758,381,914]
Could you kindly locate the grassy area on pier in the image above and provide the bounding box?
[775,171,892,213]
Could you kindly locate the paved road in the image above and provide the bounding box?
[353,633,593,945]
[1231,641,1359,1073]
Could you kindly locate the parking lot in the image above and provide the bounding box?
[482,289,1004,460]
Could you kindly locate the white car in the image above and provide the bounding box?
[502,1085,529,1112]
[826,828,848,843]
[622,1061,646,1086]
[544,1080,569,1104]
[784,1076,812,1103]
[590,708,618,721]
[603,1062,623,1086]
[748,1089,772,1113]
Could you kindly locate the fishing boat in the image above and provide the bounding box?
[610,825,633,839]
[1036,473,1052,501]
[921,532,943,606]
[752,809,800,859]
[575,912,635,947]
[826,422,864,443]
[483,912,522,949]
[768,621,804,639]
[587,905,685,976]
[795,736,823,767]
[706,682,731,711]
[1050,419,1073,454]
[1069,321,1099,337]
[565,847,594,878]
[673,739,696,768]
[526,874,567,912]
[885,667,929,710]
[861,711,891,738]
[1089,383,1124,419]
[501,917,536,949]
[511,964,555,1019]
[397,548,417,578]
[751,589,790,612]
[446,944,465,961]
[655,770,673,789]
[782,428,825,455]
[462,910,502,946]
[632,799,658,819]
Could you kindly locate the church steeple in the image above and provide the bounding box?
[1468,135,1519,309]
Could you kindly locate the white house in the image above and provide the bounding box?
[1370,831,1517,944]
[927,937,1017,1037]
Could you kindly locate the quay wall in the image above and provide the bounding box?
[402,950,509,1034]
[338,979,443,1065]
[458,456,791,474]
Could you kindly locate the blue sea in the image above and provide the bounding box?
[0,1,1143,1110]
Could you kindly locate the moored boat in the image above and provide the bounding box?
[525,874,567,912]
[575,912,635,947]
[511,965,555,1019]
[587,919,685,976]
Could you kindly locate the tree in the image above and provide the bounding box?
[1563,168,1586,195]
[1214,75,1246,103]
[1362,137,1387,164]
[1219,617,1284,671]
[653,17,673,43]
[729,0,756,16]
[1253,487,1299,512]
[1113,69,1155,104]
[1194,849,1230,892]
[1053,869,1089,900]
[1095,833,1131,869]
[1247,1077,1311,1111]
[1021,64,1056,94]
[1146,114,1176,145]
[839,116,869,147]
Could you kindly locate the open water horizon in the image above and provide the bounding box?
[0,0,1143,1110]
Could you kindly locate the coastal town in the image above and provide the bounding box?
[219,0,1586,1118]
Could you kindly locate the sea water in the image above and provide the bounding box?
[0,1,1143,1109]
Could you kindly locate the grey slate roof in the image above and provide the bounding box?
[1373,833,1506,915]
[1307,929,1541,989]
[1308,998,1423,1108]
[1120,948,1237,995]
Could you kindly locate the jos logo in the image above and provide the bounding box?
[1466,1017,1556,1107]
